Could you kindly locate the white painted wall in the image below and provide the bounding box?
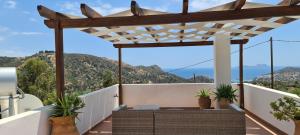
[77,85,119,134]
[123,83,216,107]
[0,106,53,135]
[214,34,231,87]
[244,83,299,135]
[122,83,240,108]
[0,83,296,135]
[0,85,119,135]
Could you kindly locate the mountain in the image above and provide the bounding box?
[254,67,300,83]
[0,51,213,92]
[253,67,300,95]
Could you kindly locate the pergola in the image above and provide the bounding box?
[37,0,300,109]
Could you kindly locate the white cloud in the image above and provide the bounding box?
[4,0,16,9]
[11,32,44,36]
[59,1,128,16]
[190,0,234,11]
[0,25,44,42]
[0,26,9,32]
[29,18,37,22]
[190,0,256,11]
[22,11,30,15]
[0,36,4,41]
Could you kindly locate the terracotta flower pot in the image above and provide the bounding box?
[49,116,80,135]
[198,97,211,109]
[294,120,300,135]
[218,98,231,109]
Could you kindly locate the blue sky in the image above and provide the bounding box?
[0,0,300,68]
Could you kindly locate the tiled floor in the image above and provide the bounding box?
[84,114,280,135]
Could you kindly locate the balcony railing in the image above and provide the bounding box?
[0,83,298,135]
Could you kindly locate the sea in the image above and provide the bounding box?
[164,65,283,82]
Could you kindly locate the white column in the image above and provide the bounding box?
[214,34,231,87]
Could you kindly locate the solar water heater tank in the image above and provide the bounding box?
[0,67,17,96]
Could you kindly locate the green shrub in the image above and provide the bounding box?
[270,96,300,121]
[50,93,85,118]
[214,84,237,102]
[196,89,210,98]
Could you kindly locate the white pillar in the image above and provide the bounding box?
[214,34,231,87]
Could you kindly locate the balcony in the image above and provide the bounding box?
[0,83,298,135]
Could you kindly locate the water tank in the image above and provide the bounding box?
[0,67,17,96]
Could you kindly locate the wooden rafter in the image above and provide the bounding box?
[80,4,137,43]
[233,0,246,10]
[113,39,248,48]
[179,0,189,42]
[233,0,298,37]
[131,0,159,42]
[44,5,300,28]
[202,0,246,40]
[80,4,102,18]
[37,5,68,20]
[279,0,300,6]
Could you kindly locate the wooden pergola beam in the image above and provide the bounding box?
[80,4,102,18]
[179,0,189,42]
[38,5,66,99]
[81,4,138,43]
[232,0,298,37]
[202,0,246,40]
[279,0,300,6]
[131,0,144,16]
[37,5,68,20]
[131,0,159,42]
[113,39,248,48]
[233,0,246,10]
[43,5,300,28]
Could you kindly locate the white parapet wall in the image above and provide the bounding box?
[122,83,240,108]
[77,85,119,134]
[0,85,119,135]
[244,83,299,135]
[0,106,53,135]
[123,83,217,107]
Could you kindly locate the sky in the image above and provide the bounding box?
[0,0,300,69]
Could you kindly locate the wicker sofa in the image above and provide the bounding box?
[112,104,245,135]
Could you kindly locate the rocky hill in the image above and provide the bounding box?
[254,67,300,83]
[0,51,213,92]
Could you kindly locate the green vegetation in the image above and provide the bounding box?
[102,70,117,88]
[0,51,213,104]
[17,58,55,104]
[270,96,300,121]
[196,89,210,98]
[253,67,300,96]
[214,84,237,102]
[50,93,85,118]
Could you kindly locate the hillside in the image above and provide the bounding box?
[0,51,213,92]
[253,67,300,95]
[254,67,300,83]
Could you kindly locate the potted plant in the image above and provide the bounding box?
[214,84,238,109]
[270,96,300,135]
[49,93,85,135]
[196,89,211,109]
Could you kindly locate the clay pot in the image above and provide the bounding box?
[49,116,79,135]
[218,98,231,109]
[294,120,300,135]
[198,97,211,109]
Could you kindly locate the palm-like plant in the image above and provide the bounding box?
[196,89,210,98]
[51,93,85,118]
[214,84,238,103]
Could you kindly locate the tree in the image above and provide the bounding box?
[102,70,117,88]
[17,58,55,104]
